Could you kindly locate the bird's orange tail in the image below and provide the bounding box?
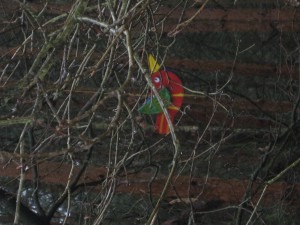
[155,111,176,135]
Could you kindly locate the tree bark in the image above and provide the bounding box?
[0,189,50,225]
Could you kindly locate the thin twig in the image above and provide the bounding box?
[13,126,27,225]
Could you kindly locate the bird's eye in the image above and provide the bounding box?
[153,77,160,83]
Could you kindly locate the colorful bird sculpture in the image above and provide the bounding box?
[138,54,184,134]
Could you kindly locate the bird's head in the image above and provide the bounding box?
[151,70,170,90]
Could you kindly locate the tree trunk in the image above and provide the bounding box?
[0,189,50,225]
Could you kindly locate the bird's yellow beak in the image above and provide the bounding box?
[148,54,161,73]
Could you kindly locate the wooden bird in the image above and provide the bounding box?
[138,54,184,134]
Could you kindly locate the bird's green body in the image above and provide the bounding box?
[138,87,171,114]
